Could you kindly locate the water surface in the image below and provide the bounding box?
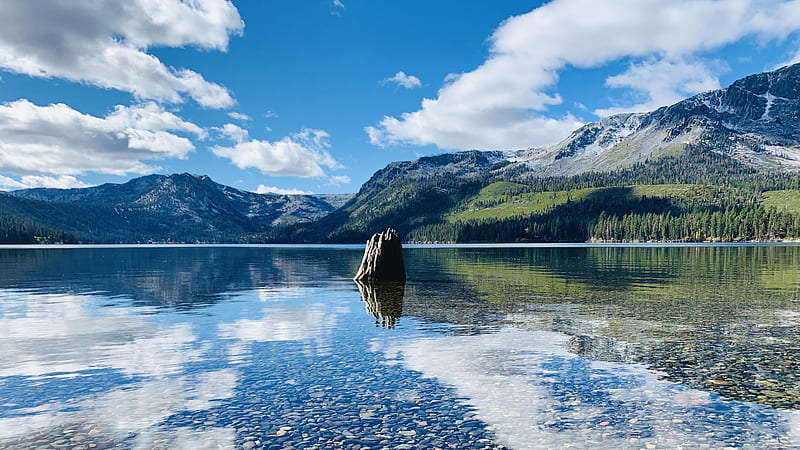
[0,245,799,449]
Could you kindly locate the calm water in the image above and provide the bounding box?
[0,245,799,449]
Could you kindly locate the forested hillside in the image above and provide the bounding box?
[267,145,800,243]
[263,63,800,244]
[0,174,351,244]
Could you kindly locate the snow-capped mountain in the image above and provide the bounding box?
[506,62,800,176]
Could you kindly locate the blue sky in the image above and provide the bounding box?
[0,0,799,195]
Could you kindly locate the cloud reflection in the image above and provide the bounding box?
[217,286,348,361]
[0,261,354,447]
[0,289,237,446]
[219,308,329,342]
[380,328,800,449]
[0,368,238,447]
[0,291,200,378]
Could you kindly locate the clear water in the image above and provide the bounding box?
[0,245,799,449]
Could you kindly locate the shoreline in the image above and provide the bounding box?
[3,241,800,249]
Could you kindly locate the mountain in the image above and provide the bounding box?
[275,151,511,242]
[4,64,800,244]
[2,173,353,243]
[509,62,800,176]
[277,63,800,243]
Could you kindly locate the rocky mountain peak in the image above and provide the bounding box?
[7,174,354,242]
[506,63,800,177]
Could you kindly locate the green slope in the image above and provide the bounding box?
[266,146,800,243]
[762,190,800,214]
[447,183,600,222]
[447,183,745,225]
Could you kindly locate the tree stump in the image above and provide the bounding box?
[353,228,406,282]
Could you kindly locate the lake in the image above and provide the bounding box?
[0,244,799,449]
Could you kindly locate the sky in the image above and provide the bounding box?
[0,0,800,195]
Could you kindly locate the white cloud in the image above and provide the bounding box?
[0,175,91,190]
[227,111,252,121]
[211,128,343,177]
[780,47,800,67]
[328,175,351,185]
[255,185,312,195]
[367,0,800,151]
[264,110,279,119]
[595,57,725,116]
[0,0,243,108]
[0,100,203,176]
[105,102,207,137]
[331,0,345,15]
[215,123,249,143]
[382,71,422,89]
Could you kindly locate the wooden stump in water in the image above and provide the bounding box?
[355,281,405,328]
[353,229,406,282]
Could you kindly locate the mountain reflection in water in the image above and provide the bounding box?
[0,245,798,448]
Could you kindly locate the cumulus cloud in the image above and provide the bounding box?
[227,111,252,121]
[382,71,422,89]
[105,102,206,137]
[367,0,800,151]
[215,123,249,143]
[0,0,243,107]
[255,185,313,195]
[0,100,203,176]
[211,128,343,177]
[0,175,91,190]
[596,57,725,116]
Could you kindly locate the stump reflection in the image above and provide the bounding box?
[355,281,405,328]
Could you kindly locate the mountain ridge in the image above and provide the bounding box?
[505,62,800,177]
[4,63,800,244]
[272,63,800,243]
[3,173,354,243]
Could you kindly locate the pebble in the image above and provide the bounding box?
[8,274,798,450]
